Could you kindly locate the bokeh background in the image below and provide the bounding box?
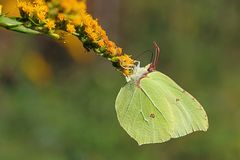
[0,0,240,159]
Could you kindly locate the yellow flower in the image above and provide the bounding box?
[90,32,99,41]
[72,1,86,13]
[44,19,56,30]
[107,41,116,48]
[100,29,107,37]
[97,39,105,48]
[108,47,117,56]
[60,1,71,13]
[60,0,85,13]
[33,0,45,5]
[83,15,93,27]
[85,27,99,41]
[18,2,34,16]
[36,5,48,13]
[17,1,26,8]
[122,69,133,76]
[36,11,46,21]
[18,0,48,20]
[72,16,83,26]
[118,55,135,69]
[85,27,93,35]
[24,6,34,15]
[57,13,65,21]
[66,23,76,34]
[116,47,123,56]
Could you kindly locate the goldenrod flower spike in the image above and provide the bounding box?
[1,0,136,76]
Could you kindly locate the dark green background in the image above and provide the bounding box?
[0,0,240,159]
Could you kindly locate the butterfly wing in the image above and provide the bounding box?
[115,81,173,145]
[140,71,209,138]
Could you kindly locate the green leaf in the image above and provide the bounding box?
[0,15,41,35]
[9,25,41,34]
[0,16,22,27]
[115,69,208,145]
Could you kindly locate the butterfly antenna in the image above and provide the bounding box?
[136,50,153,59]
[148,41,160,72]
[153,41,160,68]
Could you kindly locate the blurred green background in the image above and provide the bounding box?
[0,0,240,159]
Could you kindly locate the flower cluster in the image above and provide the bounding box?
[16,0,135,76]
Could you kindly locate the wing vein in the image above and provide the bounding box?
[140,86,171,126]
[121,87,137,122]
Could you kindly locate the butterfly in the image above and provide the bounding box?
[115,42,208,145]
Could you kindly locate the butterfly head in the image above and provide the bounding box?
[125,42,160,82]
[125,63,150,82]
